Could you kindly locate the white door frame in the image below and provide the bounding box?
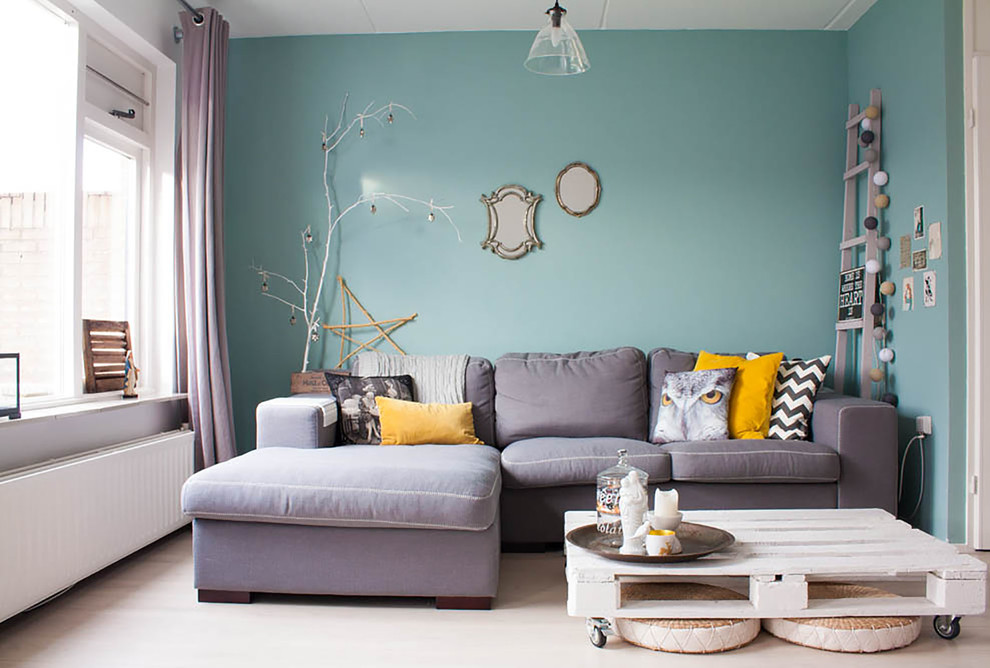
[966,0,990,549]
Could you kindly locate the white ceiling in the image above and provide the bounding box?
[208,0,879,38]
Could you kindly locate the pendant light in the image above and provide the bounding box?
[524,1,590,76]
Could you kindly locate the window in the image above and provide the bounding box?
[0,0,77,400]
[0,0,176,407]
[81,136,139,323]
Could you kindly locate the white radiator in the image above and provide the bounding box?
[0,430,194,623]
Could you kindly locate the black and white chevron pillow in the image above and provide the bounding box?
[767,355,831,441]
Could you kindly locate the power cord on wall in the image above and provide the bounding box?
[898,433,926,520]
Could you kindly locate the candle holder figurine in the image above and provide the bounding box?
[618,471,649,555]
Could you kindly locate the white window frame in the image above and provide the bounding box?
[79,127,147,356]
[17,0,177,409]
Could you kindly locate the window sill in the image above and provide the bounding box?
[1,392,187,428]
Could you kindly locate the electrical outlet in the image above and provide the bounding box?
[916,415,932,435]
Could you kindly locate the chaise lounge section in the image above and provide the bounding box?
[182,358,502,609]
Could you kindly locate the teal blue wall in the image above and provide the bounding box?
[847,0,966,540]
[225,30,849,457]
[224,23,966,540]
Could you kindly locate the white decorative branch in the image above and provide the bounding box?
[252,94,459,372]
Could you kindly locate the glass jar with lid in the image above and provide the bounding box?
[596,448,648,546]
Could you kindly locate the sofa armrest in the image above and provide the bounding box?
[811,390,897,513]
[256,394,337,449]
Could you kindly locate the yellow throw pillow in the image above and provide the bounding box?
[375,397,484,446]
[694,350,784,439]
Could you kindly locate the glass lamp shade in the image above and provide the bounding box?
[524,13,590,75]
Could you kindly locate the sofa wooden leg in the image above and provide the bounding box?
[198,589,252,604]
[435,596,493,610]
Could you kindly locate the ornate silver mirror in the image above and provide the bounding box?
[555,162,600,217]
[480,185,543,260]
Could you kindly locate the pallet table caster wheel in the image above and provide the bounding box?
[933,615,961,640]
[586,618,612,648]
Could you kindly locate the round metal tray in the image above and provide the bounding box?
[565,522,735,564]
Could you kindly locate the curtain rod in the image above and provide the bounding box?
[175,0,205,25]
[85,65,150,107]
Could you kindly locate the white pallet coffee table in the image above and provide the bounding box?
[564,508,986,648]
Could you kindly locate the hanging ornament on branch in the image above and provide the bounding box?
[251,94,461,372]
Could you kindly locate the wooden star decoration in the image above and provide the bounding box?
[323,276,417,368]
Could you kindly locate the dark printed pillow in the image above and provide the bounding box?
[325,374,414,445]
[767,356,831,441]
[651,368,736,444]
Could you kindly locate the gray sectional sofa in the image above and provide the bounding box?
[182,346,897,609]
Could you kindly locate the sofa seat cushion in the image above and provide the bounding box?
[500,437,670,489]
[662,440,839,483]
[182,445,501,531]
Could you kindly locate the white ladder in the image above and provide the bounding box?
[834,88,882,398]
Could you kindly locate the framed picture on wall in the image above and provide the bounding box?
[914,205,925,240]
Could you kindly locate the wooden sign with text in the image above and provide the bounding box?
[289,369,349,395]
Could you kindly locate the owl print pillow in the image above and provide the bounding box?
[651,368,737,444]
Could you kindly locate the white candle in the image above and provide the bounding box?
[655,488,678,516]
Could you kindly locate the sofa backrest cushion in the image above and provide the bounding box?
[647,348,698,435]
[466,357,496,447]
[494,347,648,447]
[351,355,495,446]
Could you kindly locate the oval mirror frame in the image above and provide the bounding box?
[555,162,601,217]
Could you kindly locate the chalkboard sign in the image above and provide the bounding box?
[838,267,865,322]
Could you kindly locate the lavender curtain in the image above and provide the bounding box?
[177,8,236,469]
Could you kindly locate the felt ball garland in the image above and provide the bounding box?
[858,103,896,404]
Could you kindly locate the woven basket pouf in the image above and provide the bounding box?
[763,583,921,653]
[615,583,760,654]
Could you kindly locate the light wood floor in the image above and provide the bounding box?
[0,528,987,667]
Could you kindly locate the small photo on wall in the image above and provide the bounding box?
[903,276,915,311]
[914,205,925,239]
[929,221,943,259]
[912,249,928,271]
[923,271,937,308]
